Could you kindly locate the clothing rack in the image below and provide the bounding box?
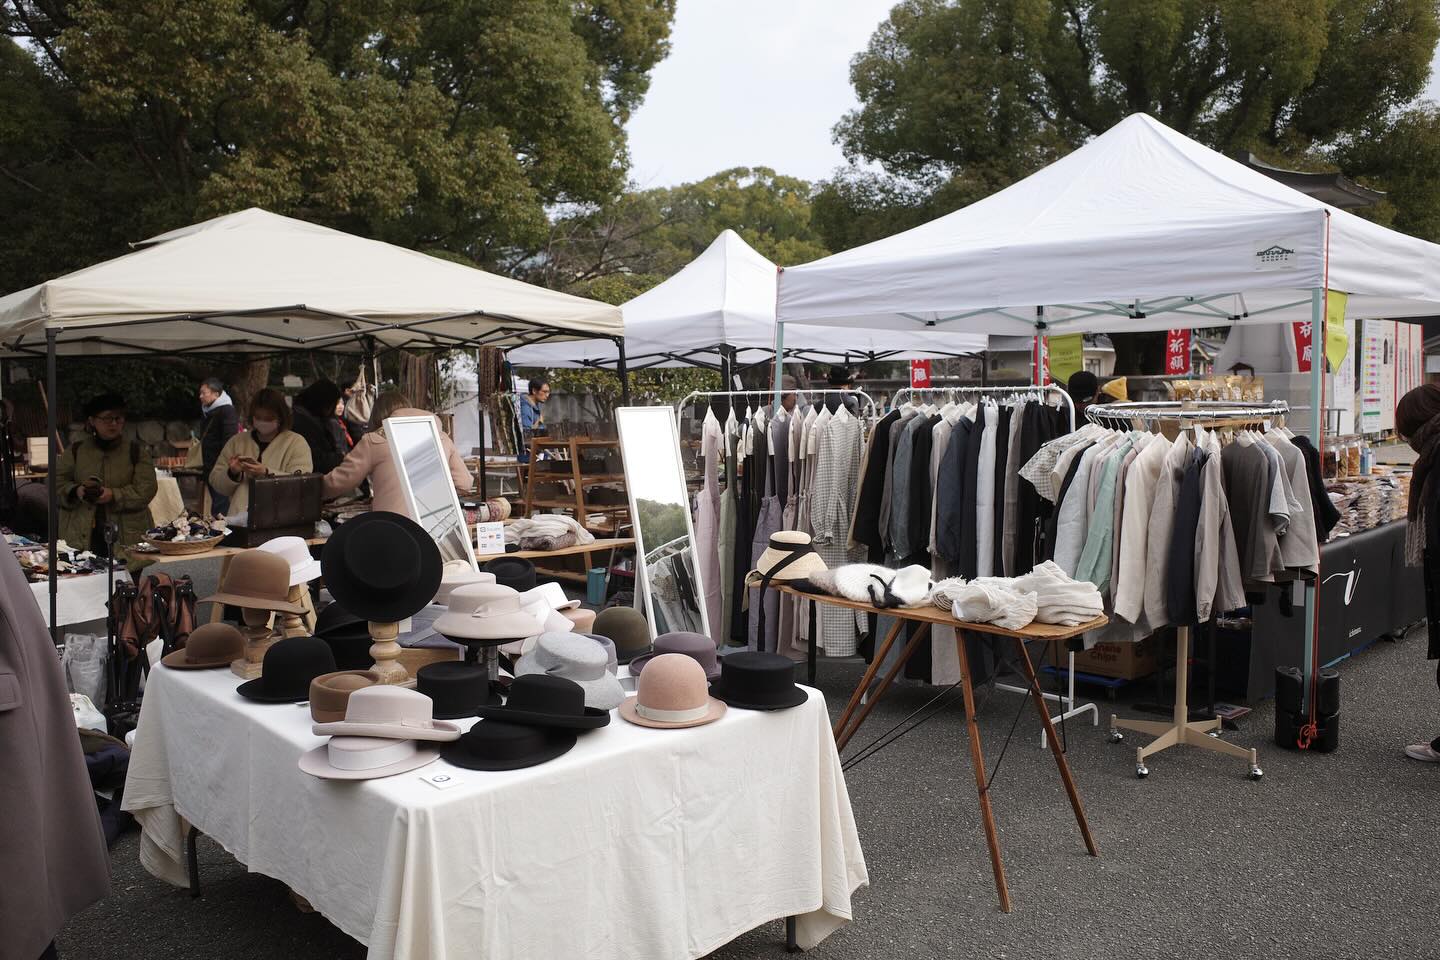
[1094,400,1290,780]
[892,383,1076,433]
[677,388,880,423]
[888,382,1088,748]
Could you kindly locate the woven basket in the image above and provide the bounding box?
[144,533,225,556]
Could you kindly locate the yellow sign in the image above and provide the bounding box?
[1048,334,1084,387]
[1326,290,1349,370]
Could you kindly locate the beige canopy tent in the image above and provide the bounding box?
[0,207,626,636]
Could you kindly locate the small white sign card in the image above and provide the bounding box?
[476,521,505,556]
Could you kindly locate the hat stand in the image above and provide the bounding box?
[230,608,279,679]
[452,636,510,706]
[280,586,311,639]
[367,620,415,688]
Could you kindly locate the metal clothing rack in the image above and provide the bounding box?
[1093,400,1290,780]
[892,382,1076,433]
[677,388,881,424]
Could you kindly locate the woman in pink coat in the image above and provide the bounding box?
[322,390,474,513]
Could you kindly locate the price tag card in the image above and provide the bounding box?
[476,521,505,556]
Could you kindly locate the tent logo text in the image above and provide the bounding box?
[1254,243,1296,269]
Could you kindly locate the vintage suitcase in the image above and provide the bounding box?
[226,473,323,546]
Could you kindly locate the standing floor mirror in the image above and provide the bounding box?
[385,415,478,569]
[615,406,709,640]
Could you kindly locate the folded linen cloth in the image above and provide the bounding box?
[1011,561,1103,624]
[504,515,596,548]
[948,583,1037,632]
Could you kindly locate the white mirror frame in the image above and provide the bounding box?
[384,415,478,570]
[615,406,709,641]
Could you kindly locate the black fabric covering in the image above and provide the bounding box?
[1292,435,1340,543]
[853,410,900,562]
[934,417,970,568]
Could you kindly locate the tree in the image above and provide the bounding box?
[0,0,677,294]
[822,0,1440,374]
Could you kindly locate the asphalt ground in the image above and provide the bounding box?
[57,561,1440,960]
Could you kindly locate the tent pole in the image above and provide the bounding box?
[615,337,630,405]
[772,321,785,406]
[476,347,487,510]
[46,328,59,647]
[1302,286,1325,715]
[1032,307,1046,387]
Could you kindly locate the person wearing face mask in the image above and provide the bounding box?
[55,392,158,561]
[208,388,313,518]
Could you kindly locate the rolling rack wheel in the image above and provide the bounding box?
[1136,763,1150,779]
[1249,765,1264,781]
[1108,728,1124,743]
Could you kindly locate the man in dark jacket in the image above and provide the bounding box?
[197,377,238,516]
[291,379,347,476]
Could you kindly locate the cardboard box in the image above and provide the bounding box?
[1051,635,1158,680]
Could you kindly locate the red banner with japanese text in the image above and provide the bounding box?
[1292,320,1314,373]
[1164,329,1191,375]
[909,359,932,389]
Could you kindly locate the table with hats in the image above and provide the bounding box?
[123,511,867,960]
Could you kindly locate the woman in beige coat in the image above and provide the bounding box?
[322,390,474,514]
[208,388,314,517]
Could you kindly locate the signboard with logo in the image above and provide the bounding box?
[909,359,932,389]
[1253,239,1300,272]
[1164,329,1191,375]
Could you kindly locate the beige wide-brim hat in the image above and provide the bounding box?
[433,561,497,607]
[618,653,727,729]
[311,685,461,742]
[747,531,828,585]
[434,584,541,641]
[201,549,308,614]
[299,736,440,780]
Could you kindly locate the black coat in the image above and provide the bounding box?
[292,406,346,476]
[199,403,238,476]
[957,407,985,578]
[935,417,970,567]
[853,410,900,561]
[992,406,1013,574]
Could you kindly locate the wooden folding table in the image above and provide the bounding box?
[777,585,1104,913]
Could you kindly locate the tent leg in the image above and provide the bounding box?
[476,348,487,507]
[1302,286,1325,714]
[772,322,785,406]
[615,337,630,406]
[46,328,59,647]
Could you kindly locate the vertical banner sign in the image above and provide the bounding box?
[1164,329,1192,375]
[909,359,932,389]
[1293,319,1314,373]
[1032,336,1052,385]
[1047,334,1083,387]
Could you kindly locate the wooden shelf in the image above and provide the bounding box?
[528,499,629,511]
[523,436,628,527]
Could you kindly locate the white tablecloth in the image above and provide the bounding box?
[123,666,867,960]
[29,571,127,628]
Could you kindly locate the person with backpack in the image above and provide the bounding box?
[54,392,158,562]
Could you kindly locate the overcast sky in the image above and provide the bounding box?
[628,1,1440,190]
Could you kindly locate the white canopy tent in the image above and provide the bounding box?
[0,208,623,357]
[0,208,626,639]
[776,111,1440,712]
[509,229,986,374]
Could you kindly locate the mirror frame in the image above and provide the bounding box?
[384,414,478,570]
[615,406,709,641]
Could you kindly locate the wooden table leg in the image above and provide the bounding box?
[832,617,904,742]
[835,623,929,752]
[954,630,1011,913]
[207,555,233,624]
[1013,637,1099,858]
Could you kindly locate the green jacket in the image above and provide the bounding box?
[54,435,158,560]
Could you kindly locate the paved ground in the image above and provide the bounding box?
[59,564,1440,959]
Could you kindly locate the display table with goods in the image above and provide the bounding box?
[121,662,867,960]
[7,532,129,626]
[770,559,1104,915]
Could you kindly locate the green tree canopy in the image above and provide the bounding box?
[0,0,676,293]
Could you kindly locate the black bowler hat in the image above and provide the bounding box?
[316,600,369,640]
[416,661,500,719]
[708,651,808,711]
[237,637,337,703]
[441,720,577,771]
[483,556,536,593]
[322,511,442,623]
[475,674,610,729]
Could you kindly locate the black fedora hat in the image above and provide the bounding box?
[322,511,442,623]
[237,636,337,703]
[708,651,808,711]
[440,719,576,771]
[474,674,610,729]
[482,556,536,593]
[416,661,500,719]
[316,600,369,640]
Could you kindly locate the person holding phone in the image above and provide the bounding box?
[54,392,157,560]
[209,388,312,518]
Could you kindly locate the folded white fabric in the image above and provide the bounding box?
[504,515,596,546]
[949,583,1037,632]
[1011,561,1103,624]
